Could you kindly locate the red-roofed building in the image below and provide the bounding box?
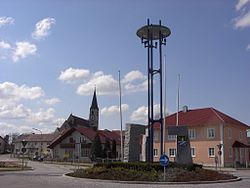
[48,127,121,162]
[150,107,250,167]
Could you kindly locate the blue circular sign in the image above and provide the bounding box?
[159,154,169,167]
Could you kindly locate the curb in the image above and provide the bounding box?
[63,173,241,185]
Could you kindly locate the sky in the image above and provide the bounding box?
[0,0,250,136]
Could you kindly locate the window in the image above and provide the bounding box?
[191,148,196,157]
[69,137,75,143]
[229,147,233,158]
[239,131,243,141]
[228,128,232,139]
[81,149,90,157]
[188,129,196,140]
[168,135,177,141]
[154,132,159,141]
[153,149,158,157]
[207,128,215,139]
[208,148,215,157]
[169,148,176,157]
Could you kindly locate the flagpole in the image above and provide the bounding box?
[163,54,167,154]
[176,74,180,126]
[118,70,123,161]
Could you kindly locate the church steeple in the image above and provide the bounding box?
[89,89,99,130]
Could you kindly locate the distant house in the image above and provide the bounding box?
[48,127,121,162]
[141,107,250,167]
[12,133,59,158]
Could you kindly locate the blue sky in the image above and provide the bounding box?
[0,0,249,136]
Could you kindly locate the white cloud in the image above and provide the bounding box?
[0,104,31,119]
[0,41,11,49]
[58,68,90,83]
[122,70,146,83]
[101,104,129,116]
[0,122,24,136]
[130,105,148,122]
[247,43,250,50]
[0,17,14,27]
[77,71,118,96]
[236,0,250,11]
[12,41,37,62]
[0,82,44,103]
[122,70,147,94]
[234,11,250,29]
[130,104,170,123]
[32,17,56,40]
[59,68,148,96]
[44,97,61,105]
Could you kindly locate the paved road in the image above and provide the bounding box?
[1,154,250,188]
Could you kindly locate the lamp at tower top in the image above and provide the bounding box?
[136,20,171,40]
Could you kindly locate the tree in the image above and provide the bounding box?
[103,139,111,158]
[91,134,102,160]
[111,139,117,158]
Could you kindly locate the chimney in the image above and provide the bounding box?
[183,105,188,113]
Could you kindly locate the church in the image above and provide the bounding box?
[49,90,121,161]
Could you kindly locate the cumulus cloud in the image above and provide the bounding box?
[101,104,129,116]
[130,104,169,123]
[59,68,147,96]
[0,17,14,27]
[0,82,44,103]
[0,122,29,136]
[44,97,61,105]
[247,43,250,50]
[236,0,250,11]
[77,71,119,96]
[32,17,56,40]
[58,68,90,83]
[12,41,37,62]
[122,70,146,83]
[234,11,250,29]
[0,41,11,49]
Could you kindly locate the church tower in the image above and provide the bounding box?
[89,89,99,130]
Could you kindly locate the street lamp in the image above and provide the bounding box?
[33,128,43,156]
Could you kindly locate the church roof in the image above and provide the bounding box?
[90,90,98,110]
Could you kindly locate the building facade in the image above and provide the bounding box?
[12,133,59,158]
[48,127,121,161]
[144,107,249,167]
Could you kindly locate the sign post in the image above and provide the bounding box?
[159,154,169,181]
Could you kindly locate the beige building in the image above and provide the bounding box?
[152,107,249,167]
[12,133,59,158]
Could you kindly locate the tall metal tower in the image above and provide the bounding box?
[137,19,171,162]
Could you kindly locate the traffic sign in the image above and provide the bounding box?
[159,154,169,167]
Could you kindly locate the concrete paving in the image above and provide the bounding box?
[1,154,250,188]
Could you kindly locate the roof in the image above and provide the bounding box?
[157,107,249,128]
[90,89,98,110]
[13,133,59,143]
[48,127,120,149]
[232,141,249,148]
[58,114,90,132]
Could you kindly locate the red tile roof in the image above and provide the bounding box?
[155,107,249,128]
[13,133,59,143]
[49,127,121,149]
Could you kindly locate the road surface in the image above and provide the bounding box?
[1,154,250,188]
